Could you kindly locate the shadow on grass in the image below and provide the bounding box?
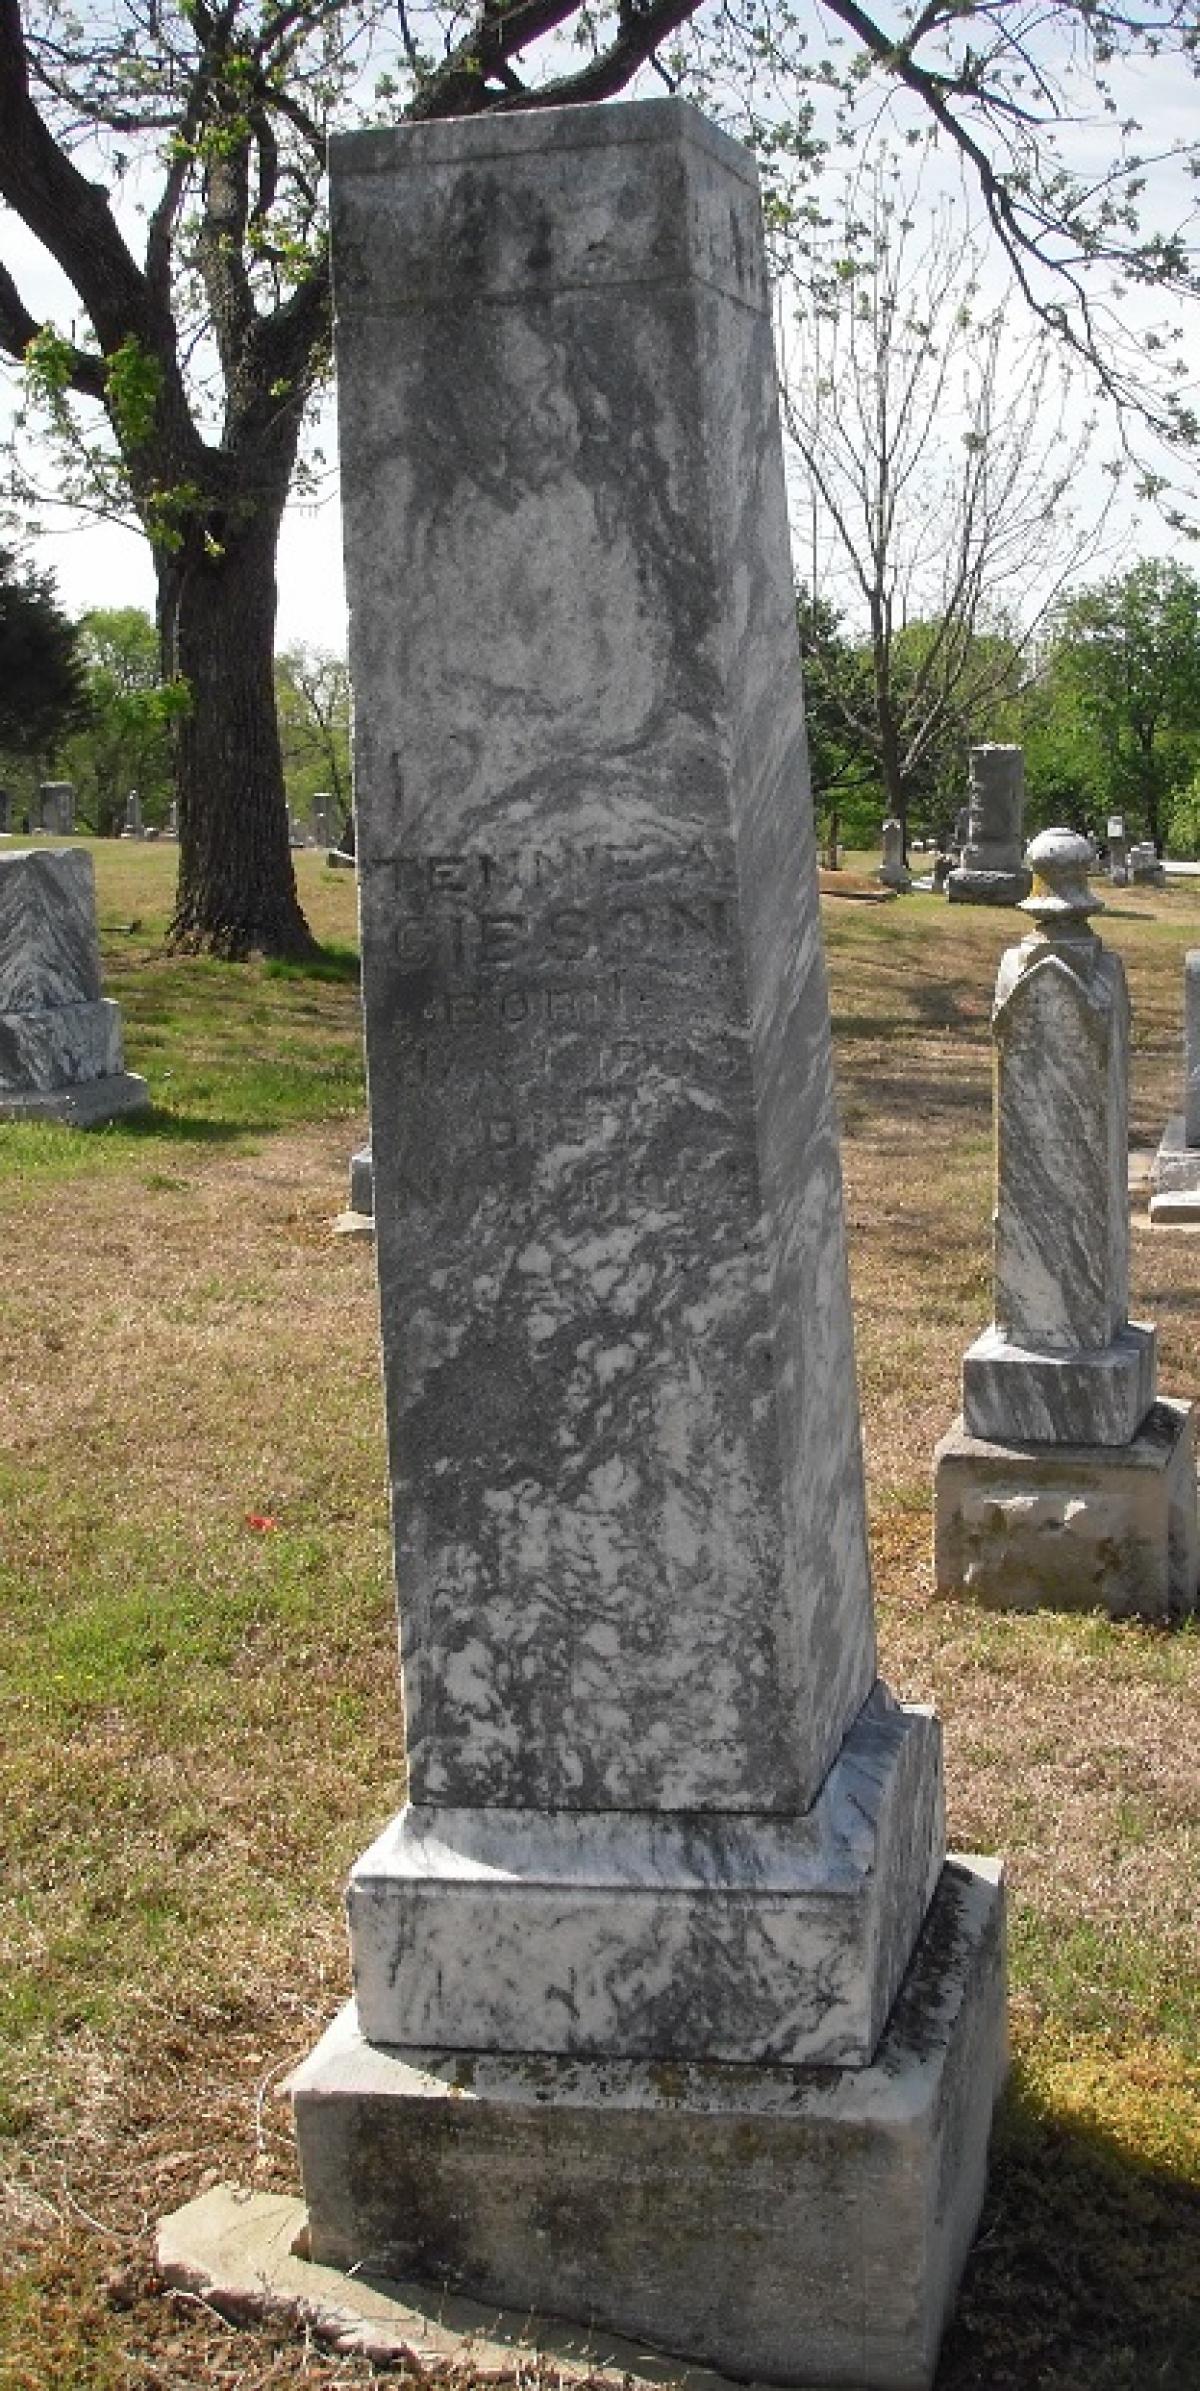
[939,2064,1200,2390]
[110,1105,258,1146]
[264,941,361,986]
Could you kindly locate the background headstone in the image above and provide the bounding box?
[947,747,1031,906]
[936,829,1197,1614]
[877,816,911,891]
[0,789,11,835]
[122,791,144,839]
[38,781,76,836]
[1149,950,1200,1217]
[0,848,150,1124]
[287,96,1005,2391]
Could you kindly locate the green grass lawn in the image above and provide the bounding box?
[0,842,1197,2390]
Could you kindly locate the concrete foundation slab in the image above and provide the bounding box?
[158,2184,732,2385]
[934,1400,1199,1618]
[292,1857,1006,2391]
[332,1209,375,1240]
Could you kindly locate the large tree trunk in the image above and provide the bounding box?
[160,507,315,958]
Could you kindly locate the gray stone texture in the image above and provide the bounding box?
[962,1321,1156,1449]
[980,835,1148,1402]
[1150,956,1200,1204]
[122,790,143,837]
[1130,841,1165,886]
[294,1857,1006,2391]
[348,1685,944,2066]
[938,829,1197,1613]
[1186,951,1200,1143]
[348,1143,373,1217]
[947,747,1031,907]
[330,98,877,1821]
[878,818,911,892]
[934,1401,1198,1619]
[0,848,147,1121]
[39,780,76,835]
[158,2184,746,2385]
[1151,1113,1200,1201]
[308,98,1003,2389]
[0,848,102,1012]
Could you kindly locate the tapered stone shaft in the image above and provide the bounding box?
[332,100,877,1822]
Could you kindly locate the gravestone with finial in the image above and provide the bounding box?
[1149,949,1200,1223]
[936,827,1198,1615]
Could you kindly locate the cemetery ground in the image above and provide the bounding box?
[0,840,1197,2391]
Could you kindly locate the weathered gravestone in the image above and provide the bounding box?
[333,1141,375,1239]
[878,815,911,891]
[0,849,149,1123]
[1130,839,1165,887]
[39,781,76,836]
[311,794,336,849]
[291,99,1006,2390]
[0,789,12,835]
[947,746,1031,906]
[347,1142,372,1216]
[121,790,144,839]
[1149,950,1200,1222]
[1107,814,1128,884]
[935,829,1198,1616]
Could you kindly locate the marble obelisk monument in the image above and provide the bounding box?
[292,100,1005,2389]
[936,829,1198,1615]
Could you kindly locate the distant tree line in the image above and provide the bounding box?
[5,549,1200,861]
[0,561,350,841]
[800,558,1200,861]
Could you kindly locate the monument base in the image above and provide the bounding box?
[347,1687,943,2067]
[348,1144,373,1215]
[946,867,1031,906]
[1149,1187,1200,1226]
[962,1320,1157,1447]
[0,1070,149,1126]
[934,1400,1199,1618]
[1150,1115,1200,1200]
[292,1856,1005,2391]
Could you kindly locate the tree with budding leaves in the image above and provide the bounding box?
[0,0,1197,955]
